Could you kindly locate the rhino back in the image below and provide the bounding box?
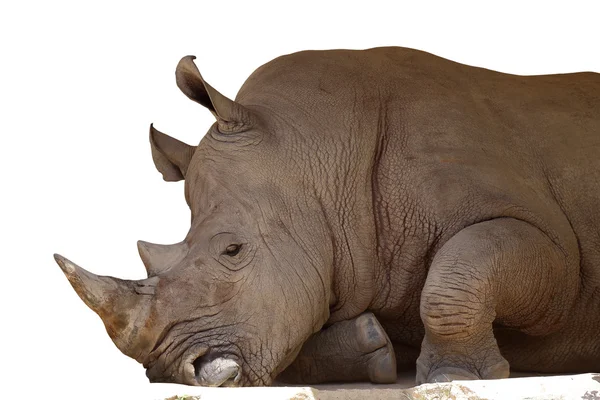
[369,49,600,309]
[237,47,600,323]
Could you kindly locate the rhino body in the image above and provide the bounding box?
[55,47,600,386]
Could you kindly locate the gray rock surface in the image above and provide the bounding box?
[164,373,600,400]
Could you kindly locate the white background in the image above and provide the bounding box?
[1,1,599,398]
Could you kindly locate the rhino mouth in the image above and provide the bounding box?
[146,345,241,387]
[193,351,242,387]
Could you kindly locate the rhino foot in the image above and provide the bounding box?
[415,320,510,385]
[354,312,398,383]
[416,357,509,384]
[277,311,397,384]
[422,366,480,383]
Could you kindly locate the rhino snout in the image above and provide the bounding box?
[194,354,241,387]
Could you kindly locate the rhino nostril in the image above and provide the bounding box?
[193,352,241,387]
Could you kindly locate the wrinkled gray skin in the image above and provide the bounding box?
[55,47,600,386]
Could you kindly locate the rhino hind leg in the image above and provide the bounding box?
[416,218,578,384]
[276,312,397,384]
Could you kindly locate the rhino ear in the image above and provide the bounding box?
[149,124,196,182]
[175,55,253,133]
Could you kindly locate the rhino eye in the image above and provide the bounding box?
[223,244,242,257]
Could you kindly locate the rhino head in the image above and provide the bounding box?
[54,56,334,386]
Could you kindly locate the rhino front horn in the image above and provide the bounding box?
[53,254,156,360]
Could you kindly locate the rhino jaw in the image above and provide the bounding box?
[194,356,241,387]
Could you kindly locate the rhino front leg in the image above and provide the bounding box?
[417,218,578,384]
[277,312,397,384]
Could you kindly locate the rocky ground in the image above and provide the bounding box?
[162,372,600,400]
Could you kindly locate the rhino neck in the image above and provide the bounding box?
[315,133,381,325]
[237,57,393,324]
[249,105,382,325]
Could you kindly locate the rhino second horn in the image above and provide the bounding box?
[137,240,188,277]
